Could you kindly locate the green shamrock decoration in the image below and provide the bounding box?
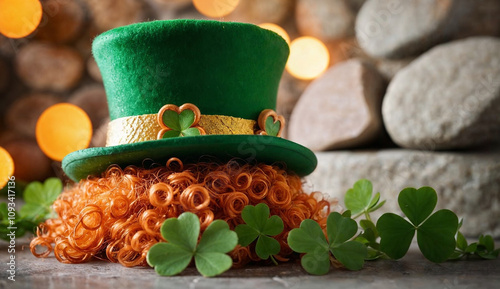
[234,203,284,264]
[146,212,238,277]
[377,187,459,263]
[264,116,282,137]
[257,109,284,137]
[161,109,201,138]
[287,212,367,275]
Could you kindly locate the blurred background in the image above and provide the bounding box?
[0,0,499,236]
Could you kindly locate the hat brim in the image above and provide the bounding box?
[62,135,317,181]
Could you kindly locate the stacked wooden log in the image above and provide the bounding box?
[0,0,176,182]
[0,0,357,182]
[0,0,112,182]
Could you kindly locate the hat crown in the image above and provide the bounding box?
[93,20,289,121]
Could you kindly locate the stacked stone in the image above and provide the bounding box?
[287,0,500,237]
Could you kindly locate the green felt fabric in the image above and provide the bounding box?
[63,20,318,181]
[93,19,289,121]
[62,135,317,181]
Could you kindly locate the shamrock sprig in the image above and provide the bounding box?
[287,211,367,275]
[344,179,384,259]
[450,223,500,260]
[234,203,284,264]
[146,180,498,277]
[377,187,459,263]
[339,180,498,268]
[0,178,62,241]
[146,212,238,277]
[344,179,385,221]
[20,178,62,223]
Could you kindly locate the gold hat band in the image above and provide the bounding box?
[106,114,256,146]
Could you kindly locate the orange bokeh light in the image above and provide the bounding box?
[0,146,14,189]
[258,23,290,45]
[36,103,92,162]
[0,0,43,38]
[193,0,239,18]
[286,36,330,80]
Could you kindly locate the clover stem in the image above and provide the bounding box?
[270,255,278,266]
[330,255,343,269]
[364,211,372,223]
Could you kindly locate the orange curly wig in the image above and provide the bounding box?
[30,158,334,267]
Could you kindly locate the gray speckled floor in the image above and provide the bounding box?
[1,238,499,289]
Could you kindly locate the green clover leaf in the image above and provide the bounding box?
[161,109,200,138]
[452,233,500,260]
[264,117,281,137]
[20,178,62,222]
[288,212,367,275]
[327,212,367,271]
[377,187,458,263]
[147,212,238,277]
[288,219,330,275]
[178,110,195,131]
[456,231,468,251]
[398,186,437,226]
[0,203,8,221]
[476,235,500,259]
[344,179,385,219]
[147,242,192,276]
[234,203,284,263]
[376,213,415,259]
[182,127,202,136]
[196,220,238,277]
[1,178,62,241]
[162,130,182,138]
[354,219,381,260]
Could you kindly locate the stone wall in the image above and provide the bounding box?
[289,0,500,237]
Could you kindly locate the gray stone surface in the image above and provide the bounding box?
[382,37,500,150]
[306,149,500,238]
[289,59,386,151]
[296,0,356,42]
[1,238,499,289]
[356,0,456,58]
[356,0,500,59]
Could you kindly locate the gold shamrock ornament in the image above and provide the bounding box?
[256,109,285,137]
[157,103,206,139]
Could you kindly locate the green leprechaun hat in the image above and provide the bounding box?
[62,19,317,181]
